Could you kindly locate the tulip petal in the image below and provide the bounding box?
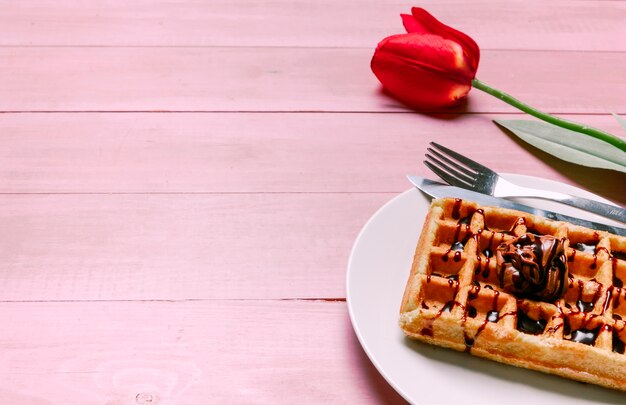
[372,9,482,110]
[374,58,471,109]
[375,33,474,81]
[371,33,473,109]
[408,7,480,71]
[401,13,422,33]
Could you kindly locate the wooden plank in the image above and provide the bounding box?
[0,192,391,301]
[1,112,624,203]
[0,0,624,51]
[0,300,406,404]
[0,47,624,113]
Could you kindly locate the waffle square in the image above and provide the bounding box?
[400,197,626,391]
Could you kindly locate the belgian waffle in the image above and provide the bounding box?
[399,197,626,391]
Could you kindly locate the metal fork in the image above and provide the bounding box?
[424,141,626,224]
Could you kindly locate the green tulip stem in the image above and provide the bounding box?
[471,78,626,152]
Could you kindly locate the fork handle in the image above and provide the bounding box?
[497,186,626,224]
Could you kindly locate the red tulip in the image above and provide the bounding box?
[370,8,626,152]
[371,7,480,109]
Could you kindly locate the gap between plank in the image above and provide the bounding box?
[0,110,621,115]
[0,191,399,195]
[0,298,347,303]
[0,45,623,53]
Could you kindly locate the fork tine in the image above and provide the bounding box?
[429,142,491,173]
[427,147,476,178]
[425,152,476,185]
[424,156,474,188]
[424,160,472,188]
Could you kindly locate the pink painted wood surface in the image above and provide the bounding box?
[2,113,624,202]
[1,1,624,51]
[0,193,390,300]
[1,48,624,113]
[0,300,405,404]
[1,0,624,403]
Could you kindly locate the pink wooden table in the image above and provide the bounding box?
[1,1,625,403]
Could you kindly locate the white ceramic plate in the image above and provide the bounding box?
[346,174,625,405]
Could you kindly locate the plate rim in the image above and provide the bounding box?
[346,187,415,403]
[345,174,619,403]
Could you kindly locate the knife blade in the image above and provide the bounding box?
[407,175,626,237]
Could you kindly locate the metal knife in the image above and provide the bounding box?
[407,175,626,237]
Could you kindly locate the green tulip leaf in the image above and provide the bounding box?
[494,119,626,174]
[613,113,626,132]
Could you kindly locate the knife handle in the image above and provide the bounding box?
[495,180,626,225]
[509,192,626,224]
[558,197,626,225]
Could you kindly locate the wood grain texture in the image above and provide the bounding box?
[0,47,624,113]
[2,112,625,202]
[0,0,624,51]
[0,300,406,404]
[1,0,624,402]
[0,192,391,301]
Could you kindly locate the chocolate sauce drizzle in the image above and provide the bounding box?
[497,233,568,302]
[419,199,626,354]
[517,310,547,335]
[576,300,594,313]
[561,310,605,346]
[420,274,462,338]
[462,283,502,352]
[613,251,626,262]
[451,198,463,220]
[591,247,610,270]
[486,310,499,323]
[443,216,473,262]
[573,242,597,255]
[509,217,526,235]
[613,330,625,354]
[569,328,600,345]
[569,280,603,313]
